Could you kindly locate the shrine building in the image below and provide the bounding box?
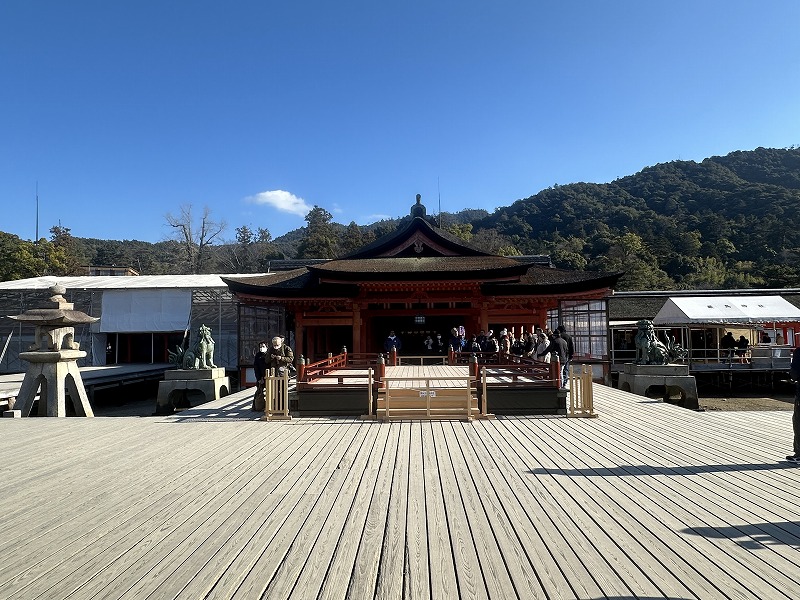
[224,197,621,378]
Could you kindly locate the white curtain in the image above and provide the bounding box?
[100,289,191,332]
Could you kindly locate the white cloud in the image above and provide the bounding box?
[361,213,392,223]
[245,190,312,217]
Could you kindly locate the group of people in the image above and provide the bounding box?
[252,336,294,411]
[397,325,576,388]
[719,331,750,363]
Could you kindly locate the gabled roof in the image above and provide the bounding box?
[343,217,492,258]
[653,295,800,325]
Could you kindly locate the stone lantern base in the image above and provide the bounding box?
[155,368,230,415]
[617,363,699,410]
[15,350,94,417]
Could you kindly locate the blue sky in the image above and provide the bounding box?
[2,1,799,243]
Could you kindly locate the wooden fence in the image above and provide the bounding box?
[568,364,597,418]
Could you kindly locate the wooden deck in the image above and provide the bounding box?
[1,385,799,599]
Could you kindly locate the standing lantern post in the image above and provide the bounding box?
[8,285,97,417]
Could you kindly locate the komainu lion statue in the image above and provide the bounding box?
[168,324,217,369]
[634,320,685,365]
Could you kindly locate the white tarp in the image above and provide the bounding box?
[100,289,192,332]
[653,296,800,325]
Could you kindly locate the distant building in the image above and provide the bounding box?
[0,274,265,374]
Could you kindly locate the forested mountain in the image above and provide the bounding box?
[2,147,799,290]
[475,147,800,289]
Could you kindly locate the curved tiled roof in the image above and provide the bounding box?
[482,266,623,294]
[308,256,534,281]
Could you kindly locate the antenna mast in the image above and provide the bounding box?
[437,177,441,228]
[35,181,39,242]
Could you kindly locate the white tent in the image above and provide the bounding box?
[652,296,800,325]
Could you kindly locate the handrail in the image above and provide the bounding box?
[478,362,560,388]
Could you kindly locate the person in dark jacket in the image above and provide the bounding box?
[787,347,800,463]
[252,341,269,411]
[383,330,402,353]
[268,336,294,374]
[556,325,574,386]
[540,330,568,387]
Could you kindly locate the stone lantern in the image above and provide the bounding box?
[8,284,97,417]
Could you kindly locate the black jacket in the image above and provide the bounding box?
[541,336,568,363]
[253,351,268,380]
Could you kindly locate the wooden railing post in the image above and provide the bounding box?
[389,347,397,366]
[377,353,386,384]
[297,355,306,382]
[481,367,488,416]
[367,367,374,417]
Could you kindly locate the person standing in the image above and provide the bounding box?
[787,346,800,463]
[383,330,402,353]
[556,325,575,386]
[540,330,568,387]
[736,335,750,363]
[720,331,736,362]
[267,336,294,375]
[532,332,551,362]
[252,341,269,411]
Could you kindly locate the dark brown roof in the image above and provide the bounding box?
[482,266,623,295]
[223,270,359,298]
[608,296,669,320]
[309,256,534,281]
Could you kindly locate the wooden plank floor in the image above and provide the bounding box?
[1,385,799,599]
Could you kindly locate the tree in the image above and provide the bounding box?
[445,223,473,242]
[49,224,82,275]
[592,232,674,290]
[165,205,227,274]
[339,221,366,256]
[296,206,337,259]
[0,232,68,281]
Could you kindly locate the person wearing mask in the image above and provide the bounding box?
[423,334,434,353]
[267,336,294,375]
[252,341,269,411]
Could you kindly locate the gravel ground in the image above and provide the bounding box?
[698,393,795,412]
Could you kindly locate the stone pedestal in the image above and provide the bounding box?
[155,368,230,415]
[15,350,94,417]
[617,363,699,410]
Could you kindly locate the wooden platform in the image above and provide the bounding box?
[1,386,799,598]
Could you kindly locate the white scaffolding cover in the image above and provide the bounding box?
[653,296,800,325]
[100,289,192,332]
